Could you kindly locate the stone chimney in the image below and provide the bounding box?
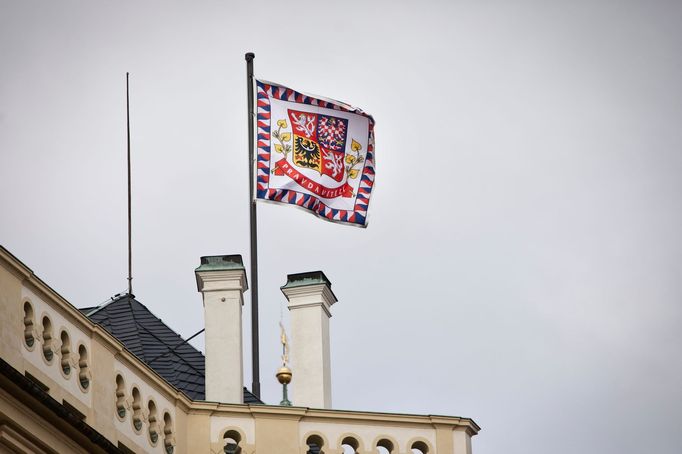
[195,255,248,404]
[281,271,337,409]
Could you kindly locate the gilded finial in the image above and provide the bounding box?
[276,322,292,405]
[279,322,290,367]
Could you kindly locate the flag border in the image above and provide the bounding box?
[255,79,375,228]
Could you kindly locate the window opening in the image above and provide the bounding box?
[23,302,35,348]
[376,439,394,454]
[223,430,242,454]
[131,387,143,431]
[148,400,159,444]
[341,437,359,454]
[78,345,90,389]
[41,316,54,362]
[163,412,175,454]
[411,440,429,454]
[60,330,71,375]
[306,434,324,454]
[115,375,127,418]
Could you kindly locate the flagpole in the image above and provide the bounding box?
[245,52,261,399]
[126,72,133,297]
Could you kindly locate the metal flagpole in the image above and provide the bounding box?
[245,52,261,398]
[126,72,133,297]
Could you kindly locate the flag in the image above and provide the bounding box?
[254,79,375,227]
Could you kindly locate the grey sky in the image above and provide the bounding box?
[1,1,681,453]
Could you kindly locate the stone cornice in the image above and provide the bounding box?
[195,268,248,293]
[186,403,479,433]
[281,283,337,318]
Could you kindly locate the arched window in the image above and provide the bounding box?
[23,302,35,348]
[115,374,127,418]
[223,429,242,454]
[411,440,429,454]
[148,400,159,445]
[306,434,325,454]
[376,439,394,454]
[341,436,359,454]
[60,330,71,375]
[41,316,54,362]
[163,412,175,454]
[131,387,143,431]
[78,345,90,390]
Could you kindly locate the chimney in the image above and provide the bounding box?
[281,271,337,409]
[195,255,248,404]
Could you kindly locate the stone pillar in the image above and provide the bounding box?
[281,271,337,409]
[195,255,248,404]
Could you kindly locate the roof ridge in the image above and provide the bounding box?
[84,292,129,317]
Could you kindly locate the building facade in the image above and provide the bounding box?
[0,246,479,453]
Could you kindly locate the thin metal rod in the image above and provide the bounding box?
[245,52,260,398]
[147,328,205,365]
[126,72,133,296]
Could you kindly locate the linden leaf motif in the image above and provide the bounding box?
[348,169,359,179]
[277,119,287,128]
[351,139,362,152]
[280,132,291,142]
[274,143,284,153]
[345,155,355,164]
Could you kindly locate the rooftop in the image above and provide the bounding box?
[80,294,261,404]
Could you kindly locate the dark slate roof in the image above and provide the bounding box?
[81,294,261,404]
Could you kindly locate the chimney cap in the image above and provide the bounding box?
[281,271,337,302]
[281,271,331,289]
[195,255,244,272]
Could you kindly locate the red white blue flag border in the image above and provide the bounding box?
[254,79,375,227]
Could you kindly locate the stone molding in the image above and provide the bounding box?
[195,268,248,294]
[281,283,337,317]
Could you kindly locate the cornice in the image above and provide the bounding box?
[184,402,480,433]
[195,268,248,292]
[281,283,337,309]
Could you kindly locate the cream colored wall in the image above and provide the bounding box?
[209,413,255,445]
[196,267,248,405]
[112,359,178,453]
[0,261,22,369]
[290,303,332,408]
[202,285,244,404]
[20,287,93,408]
[196,406,478,454]
[89,333,119,443]
[284,282,337,409]
[298,419,435,454]
[453,427,474,454]
[254,413,301,454]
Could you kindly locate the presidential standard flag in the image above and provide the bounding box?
[255,80,375,227]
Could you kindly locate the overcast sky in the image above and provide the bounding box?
[1,1,681,453]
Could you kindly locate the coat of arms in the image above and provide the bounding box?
[288,110,347,182]
[269,109,365,199]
